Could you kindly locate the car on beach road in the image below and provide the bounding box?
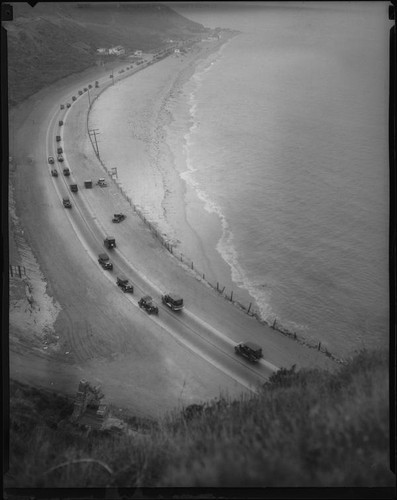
[66,103,71,108]
[72,96,77,101]
[63,197,72,209]
[59,120,64,126]
[60,104,65,110]
[104,236,116,249]
[162,293,184,311]
[138,296,159,315]
[57,147,63,155]
[57,155,64,162]
[78,90,83,96]
[56,135,61,142]
[112,213,126,223]
[234,342,263,363]
[48,156,55,164]
[63,167,70,176]
[51,168,58,177]
[98,253,113,270]
[70,184,78,193]
[116,277,134,293]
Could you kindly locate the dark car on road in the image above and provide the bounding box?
[117,277,134,293]
[72,96,77,101]
[104,236,116,249]
[63,197,72,209]
[63,167,70,176]
[57,147,63,155]
[60,104,65,110]
[66,103,71,108]
[98,253,113,270]
[162,293,184,311]
[78,90,83,96]
[57,154,64,162]
[51,168,58,177]
[59,120,64,126]
[112,213,126,223]
[56,135,61,142]
[138,296,159,315]
[234,342,263,363]
[70,184,78,192]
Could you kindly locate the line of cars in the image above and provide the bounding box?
[98,235,184,316]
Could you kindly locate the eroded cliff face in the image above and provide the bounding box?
[4,2,209,105]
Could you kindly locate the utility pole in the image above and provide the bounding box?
[87,88,91,107]
[88,129,100,157]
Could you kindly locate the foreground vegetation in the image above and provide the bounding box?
[4,349,394,488]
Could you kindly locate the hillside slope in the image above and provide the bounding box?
[4,349,394,488]
[4,2,209,105]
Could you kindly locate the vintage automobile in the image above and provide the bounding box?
[104,236,116,249]
[116,277,134,293]
[162,293,184,311]
[138,296,159,315]
[51,168,58,177]
[234,342,263,363]
[112,213,126,223]
[98,253,113,270]
[62,197,72,209]
[48,156,55,164]
[63,167,70,176]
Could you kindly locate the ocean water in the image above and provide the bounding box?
[164,2,390,355]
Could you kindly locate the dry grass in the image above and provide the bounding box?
[4,349,394,488]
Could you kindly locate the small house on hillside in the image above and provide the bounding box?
[134,50,142,57]
[109,45,125,56]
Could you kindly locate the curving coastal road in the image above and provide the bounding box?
[9,54,337,418]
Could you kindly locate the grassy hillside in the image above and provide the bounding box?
[5,2,209,106]
[4,349,394,488]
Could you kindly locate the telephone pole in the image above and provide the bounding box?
[88,128,100,157]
